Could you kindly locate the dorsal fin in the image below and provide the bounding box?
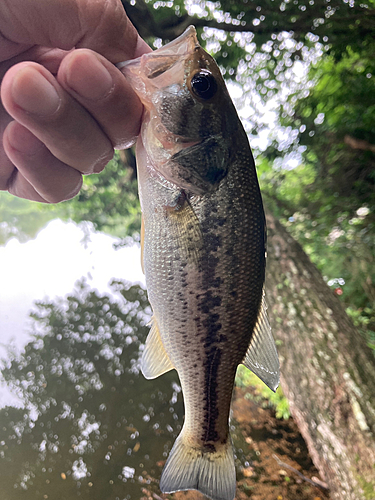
[242,293,280,392]
[141,316,175,379]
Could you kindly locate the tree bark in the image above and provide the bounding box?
[265,210,375,500]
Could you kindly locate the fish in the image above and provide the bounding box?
[118,26,279,500]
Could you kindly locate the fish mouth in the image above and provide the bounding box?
[117,25,199,78]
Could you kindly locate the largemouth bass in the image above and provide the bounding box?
[118,26,279,500]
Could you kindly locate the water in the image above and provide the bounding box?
[0,281,185,500]
[0,218,177,499]
[0,218,144,354]
[0,220,250,500]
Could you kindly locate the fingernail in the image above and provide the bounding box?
[12,67,61,116]
[66,53,114,101]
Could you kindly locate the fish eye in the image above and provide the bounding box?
[190,71,218,100]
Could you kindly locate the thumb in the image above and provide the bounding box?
[0,0,150,63]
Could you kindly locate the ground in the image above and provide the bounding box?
[140,386,330,500]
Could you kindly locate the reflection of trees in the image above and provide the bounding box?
[0,281,183,500]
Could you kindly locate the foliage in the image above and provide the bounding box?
[258,43,375,349]
[51,151,141,239]
[0,192,53,244]
[122,0,375,78]
[259,157,375,350]
[236,365,290,420]
[0,151,140,244]
[287,49,375,211]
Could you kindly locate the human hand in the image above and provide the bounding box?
[0,0,150,203]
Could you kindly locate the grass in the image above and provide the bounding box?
[235,365,291,420]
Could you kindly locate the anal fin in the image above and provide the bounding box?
[242,292,280,392]
[141,316,174,379]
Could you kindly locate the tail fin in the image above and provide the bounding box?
[159,433,236,500]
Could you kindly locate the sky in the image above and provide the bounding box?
[0,219,145,407]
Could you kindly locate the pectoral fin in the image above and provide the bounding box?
[167,193,203,267]
[141,316,175,379]
[242,293,280,392]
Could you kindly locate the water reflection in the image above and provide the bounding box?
[0,279,258,500]
[0,281,184,500]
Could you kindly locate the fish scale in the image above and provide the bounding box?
[118,25,279,500]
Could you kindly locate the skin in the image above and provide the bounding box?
[0,0,151,203]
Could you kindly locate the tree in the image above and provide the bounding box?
[258,42,375,345]
[121,0,374,63]
[265,210,375,500]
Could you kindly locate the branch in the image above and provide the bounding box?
[272,454,329,492]
[344,135,375,153]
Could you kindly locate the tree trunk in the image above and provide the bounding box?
[265,210,375,500]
